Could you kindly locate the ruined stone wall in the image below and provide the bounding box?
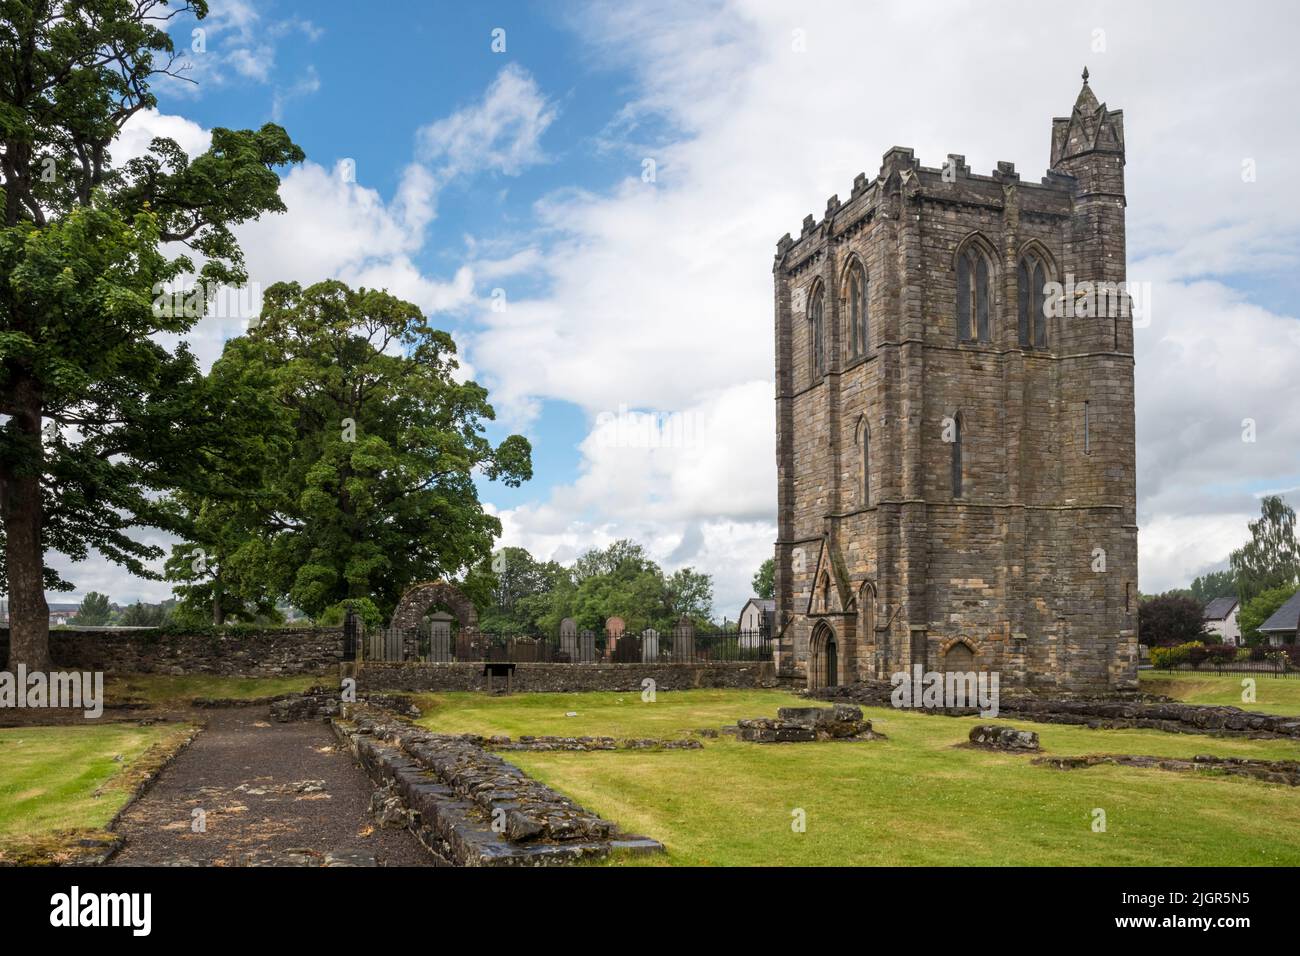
[353,662,777,694]
[0,627,344,676]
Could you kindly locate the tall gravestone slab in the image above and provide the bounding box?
[560,618,578,662]
[641,628,660,663]
[672,617,696,662]
[605,617,626,661]
[578,629,597,663]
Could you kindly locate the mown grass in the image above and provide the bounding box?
[417,688,1300,866]
[1139,670,1300,715]
[0,723,193,863]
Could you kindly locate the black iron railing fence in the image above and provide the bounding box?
[1157,661,1298,679]
[361,624,774,664]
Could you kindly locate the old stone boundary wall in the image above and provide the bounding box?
[0,628,779,690]
[352,662,777,693]
[0,626,345,676]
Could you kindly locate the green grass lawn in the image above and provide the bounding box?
[416,689,1300,866]
[0,723,192,863]
[1139,670,1300,715]
[106,673,321,708]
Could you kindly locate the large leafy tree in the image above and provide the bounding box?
[1189,568,1237,605]
[194,279,532,621]
[466,546,571,636]
[71,590,111,625]
[1137,593,1210,647]
[1239,585,1298,647]
[1230,495,1300,606]
[0,1,303,669]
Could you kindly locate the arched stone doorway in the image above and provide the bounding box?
[808,621,839,691]
[390,580,479,632]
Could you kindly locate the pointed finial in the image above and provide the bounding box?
[1082,66,1090,85]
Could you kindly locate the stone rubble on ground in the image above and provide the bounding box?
[736,704,881,743]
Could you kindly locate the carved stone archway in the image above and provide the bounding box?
[808,620,839,691]
[390,580,479,632]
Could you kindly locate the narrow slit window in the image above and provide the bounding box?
[1084,400,1091,455]
[862,426,871,507]
[951,415,964,498]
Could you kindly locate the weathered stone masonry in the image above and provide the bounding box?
[0,626,344,676]
[773,73,1138,692]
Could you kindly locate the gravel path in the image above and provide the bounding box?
[109,709,432,867]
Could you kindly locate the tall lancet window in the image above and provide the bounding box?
[1018,252,1050,349]
[951,414,964,498]
[956,243,993,343]
[808,283,826,381]
[858,419,871,507]
[846,261,869,359]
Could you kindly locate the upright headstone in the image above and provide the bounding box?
[672,616,696,662]
[560,618,578,662]
[641,628,660,663]
[578,629,597,663]
[605,617,626,661]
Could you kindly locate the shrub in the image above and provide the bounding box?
[1205,645,1237,665]
[1150,642,1205,669]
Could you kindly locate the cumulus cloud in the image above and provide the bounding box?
[417,64,557,180]
[473,0,1300,611]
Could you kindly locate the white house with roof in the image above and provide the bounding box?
[1259,590,1300,646]
[1202,597,1241,646]
[738,598,775,633]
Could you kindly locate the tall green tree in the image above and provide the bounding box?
[195,279,532,621]
[71,591,111,626]
[1189,568,1237,605]
[0,1,303,669]
[1137,593,1209,647]
[667,567,713,624]
[751,558,775,600]
[1239,585,1298,646]
[1230,495,1300,605]
[465,546,571,635]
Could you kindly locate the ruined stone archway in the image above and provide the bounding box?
[390,580,479,632]
[940,637,979,673]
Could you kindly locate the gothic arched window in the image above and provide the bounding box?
[808,283,826,381]
[845,260,869,359]
[956,243,993,344]
[1017,252,1050,349]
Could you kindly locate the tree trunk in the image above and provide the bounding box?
[0,374,50,672]
[211,572,225,626]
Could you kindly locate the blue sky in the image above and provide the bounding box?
[46,0,1300,618]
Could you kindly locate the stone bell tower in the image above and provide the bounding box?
[771,70,1138,693]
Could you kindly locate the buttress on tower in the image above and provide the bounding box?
[772,72,1139,693]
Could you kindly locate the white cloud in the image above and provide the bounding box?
[474,0,1300,613]
[417,64,557,180]
[115,109,212,163]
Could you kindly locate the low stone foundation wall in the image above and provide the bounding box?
[354,661,776,693]
[0,626,344,676]
[333,704,663,865]
[813,682,1300,739]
